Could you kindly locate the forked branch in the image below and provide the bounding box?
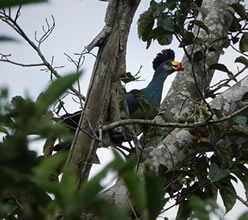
[0,8,85,101]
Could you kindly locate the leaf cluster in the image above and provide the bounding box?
[138,0,209,48]
[0,72,82,219]
[0,71,166,220]
[155,111,248,219]
[1,0,248,219]
[138,0,248,54]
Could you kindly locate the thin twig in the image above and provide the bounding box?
[208,66,247,94]
[237,194,248,208]
[163,180,210,213]
[188,29,215,121]
[14,6,21,22]
[101,104,248,132]
[0,10,86,101]
[0,59,44,67]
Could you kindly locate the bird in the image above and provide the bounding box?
[125,49,183,116]
[53,49,184,151]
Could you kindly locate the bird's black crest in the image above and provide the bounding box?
[152,49,175,70]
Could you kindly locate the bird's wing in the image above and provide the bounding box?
[125,90,159,119]
[125,92,139,115]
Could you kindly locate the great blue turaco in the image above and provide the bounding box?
[53,49,184,152]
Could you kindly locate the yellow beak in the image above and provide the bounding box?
[172,61,184,71]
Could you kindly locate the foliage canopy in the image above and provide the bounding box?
[1,0,248,219]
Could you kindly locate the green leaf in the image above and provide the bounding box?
[208,36,227,46]
[36,72,81,115]
[193,157,208,184]
[156,29,173,46]
[33,153,67,180]
[212,108,224,119]
[192,62,207,89]
[205,185,218,201]
[218,179,237,213]
[150,0,167,17]
[229,16,242,32]
[72,154,137,219]
[239,33,248,53]
[137,0,173,48]
[79,152,125,210]
[43,137,56,156]
[239,211,248,220]
[230,3,248,20]
[93,199,130,220]
[79,154,143,219]
[234,116,247,126]
[0,126,9,135]
[0,200,19,219]
[198,7,208,20]
[180,32,195,47]
[32,152,67,192]
[235,56,248,66]
[130,90,151,112]
[138,9,155,43]
[231,36,239,44]
[193,50,204,62]
[157,15,174,33]
[189,196,219,219]
[209,63,230,73]
[11,95,26,106]
[209,163,230,183]
[164,0,176,10]
[0,35,18,42]
[59,165,78,203]
[0,0,47,8]
[191,20,209,34]
[176,200,191,220]
[120,156,146,216]
[0,88,8,98]
[145,169,165,220]
[233,166,248,200]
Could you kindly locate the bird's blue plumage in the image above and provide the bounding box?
[140,67,168,105]
[124,49,176,115]
[54,49,181,151]
[125,67,167,115]
[125,92,139,114]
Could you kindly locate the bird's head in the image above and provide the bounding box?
[152,49,184,75]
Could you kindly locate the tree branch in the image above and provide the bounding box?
[237,194,248,208]
[161,0,238,120]
[101,103,248,132]
[99,1,244,216]
[0,9,86,101]
[0,53,45,67]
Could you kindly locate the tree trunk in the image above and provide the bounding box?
[151,0,240,169]
[101,73,248,216]
[97,0,241,217]
[160,0,238,119]
[66,0,141,188]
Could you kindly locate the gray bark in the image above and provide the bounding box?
[102,74,248,217]
[161,0,238,119]
[147,75,248,170]
[98,0,242,217]
[66,0,141,188]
